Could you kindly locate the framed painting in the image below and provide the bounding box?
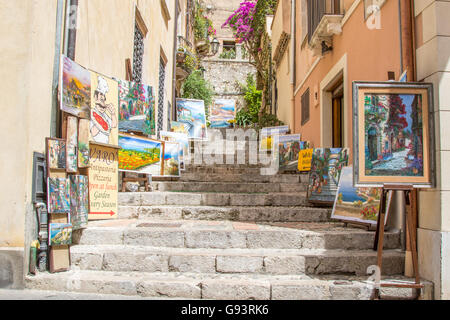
[307,148,350,204]
[46,138,66,171]
[160,131,189,171]
[69,175,89,230]
[163,141,181,177]
[210,99,236,128]
[78,119,90,168]
[117,79,156,135]
[353,82,435,188]
[276,135,303,172]
[47,177,70,214]
[331,166,392,227]
[60,55,91,119]
[259,125,290,151]
[175,99,207,140]
[118,133,164,176]
[66,116,78,173]
[49,223,73,246]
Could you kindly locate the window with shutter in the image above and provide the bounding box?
[301,88,310,125]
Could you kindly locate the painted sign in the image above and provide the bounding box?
[298,148,314,172]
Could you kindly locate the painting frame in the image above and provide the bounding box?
[163,141,181,178]
[175,98,208,141]
[352,81,435,188]
[46,137,67,171]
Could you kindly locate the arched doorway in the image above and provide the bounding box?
[368,127,378,161]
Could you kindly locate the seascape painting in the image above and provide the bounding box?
[160,131,189,170]
[176,99,207,140]
[163,142,181,177]
[49,223,73,246]
[210,99,236,128]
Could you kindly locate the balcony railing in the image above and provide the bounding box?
[307,0,342,43]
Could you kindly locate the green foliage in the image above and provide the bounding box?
[235,109,253,127]
[181,70,214,109]
[219,48,236,60]
[238,74,262,123]
[259,113,285,128]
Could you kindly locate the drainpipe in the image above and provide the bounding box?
[172,0,180,122]
[290,0,296,132]
[400,0,414,81]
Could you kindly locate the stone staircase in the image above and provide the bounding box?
[25,133,433,299]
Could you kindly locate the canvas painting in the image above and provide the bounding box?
[171,121,190,135]
[210,99,236,128]
[49,223,73,246]
[46,138,66,170]
[278,138,307,172]
[90,72,119,146]
[163,142,181,177]
[60,55,91,118]
[118,134,163,176]
[66,116,78,173]
[176,99,207,140]
[259,125,290,151]
[78,119,90,168]
[69,175,89,230]
[353,82,434,187]
[307,148,350,204]
[160,131,189,170]
[117,79,156,135]
[47,177,70,214]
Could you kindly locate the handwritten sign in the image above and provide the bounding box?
[298,148,313,172]
[88,143,118,220]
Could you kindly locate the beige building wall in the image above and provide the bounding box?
[414,0,450,300]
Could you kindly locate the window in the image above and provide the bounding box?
[301,88,310,125]
[133,8,148,83]
[157,57,167,135]
[219,41,237,59]
[307,0,341,42]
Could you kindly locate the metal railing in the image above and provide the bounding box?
[307,0,342,43]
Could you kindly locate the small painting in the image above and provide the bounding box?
[46,138,66,170]
[60,55,91,118]
[118,134,163,176]
[163,142,181,177]
[176,99,207,140]
[298,148,314,172]
[90,72,119,146]
[47,177,70,214]
[307,148,349,204]
[353,82,435,187]
[160,131,189,170]
[49,223,73,246]
[259,125,290,151]
[210,99,236,128]
[78,119,90,168]
[66,116,78,173]
[277,135,306,172]
[171,121,190,135]
[69,175,89,230]
[117,79,156,135]
[332,166,391,226]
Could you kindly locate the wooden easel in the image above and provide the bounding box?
[372,184,423,300]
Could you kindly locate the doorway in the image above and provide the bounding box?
[332,83,343,148]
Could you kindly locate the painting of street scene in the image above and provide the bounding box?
[210,99,236,128]
[49,223,73,246]
[118,79,156,135]
[277,135,304,172]
[47,138,66,170]
[60,55,91,118]
[163,142,181,177]
[307,148,349,204]
[364,93,424,177]
[118,134,163,176]
[332,166,387,226]
[47,177,70,214]
[69,175,89,230]
[176,99,207,140]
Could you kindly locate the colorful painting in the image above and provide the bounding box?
[259,125,290,151]
[171,121,190,135]
[90,72,119,146]
[160,131,189,170]
[66,116,78,173]
[46,138,66,170]
[117,79,156,135]
[47,177,70,214]
[78,119,90,168]
[210,99,236,128]
[49,223,73,246]
[332,166,391,226]
[278,137,307,172]
[307,148,349,204]
[118,134,163,176]
[69,175,89,230]
[163,142,181,177]
[176,99,207,140]
[60,55,91,118]
[353,82,434,187]
[298,148,314,172]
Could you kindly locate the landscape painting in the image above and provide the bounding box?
[60,55,91,118]
[331,166,390,226]
[118,134,163,176]
[163,142,181,177]
[49,223,73,246]
[160,131,189,170]
[176,99,207,140]
[117,79,156,135]
[307,148,349,204]
[69,175,89,230]
[47,177,70,214]
[210,99,236,128]
[47,138,66,170]
[354,82,434,187]
[78,119,90,168]
[278,139,307,172]
[66,116,78,173]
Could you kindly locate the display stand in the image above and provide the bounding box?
[372,184,423,300]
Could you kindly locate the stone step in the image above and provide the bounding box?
[73,220,401,250]
[118,205,330,222]
[119,192,312,208]
[151,181,306,193]
[178,172,309,184]
[25,271,433,300]
[70,245,405,276]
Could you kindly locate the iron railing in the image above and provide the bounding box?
[307,0,342,43]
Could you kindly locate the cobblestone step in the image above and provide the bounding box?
[25,271,433,300]
[73,220,401,250]
[70,245,404,276]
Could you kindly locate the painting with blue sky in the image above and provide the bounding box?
[210,99,236,128]
[176,99,207,140]
[163,142,180,177]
